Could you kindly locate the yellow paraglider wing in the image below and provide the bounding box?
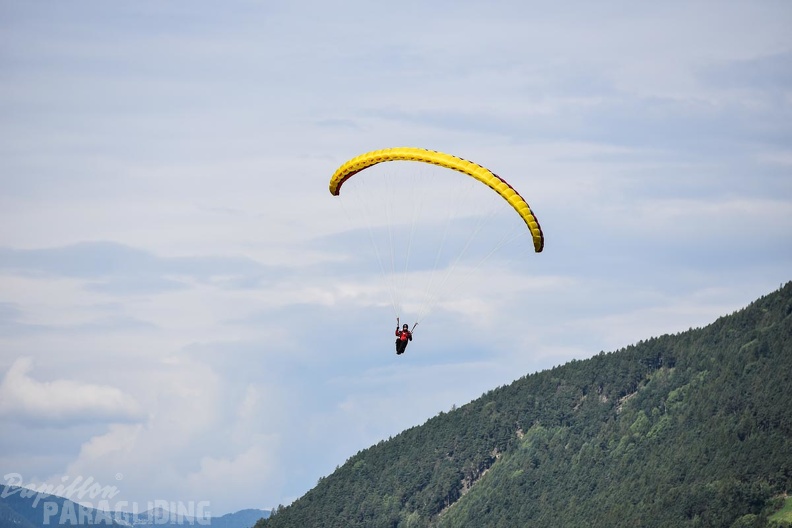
[329,147,544,252]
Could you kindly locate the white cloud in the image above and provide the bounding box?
[0,357,143,426]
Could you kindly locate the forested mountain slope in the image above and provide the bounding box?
[259,283,792,528]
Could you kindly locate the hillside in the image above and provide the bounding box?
[258,282,792,528]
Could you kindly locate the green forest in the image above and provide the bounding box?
[258,282,792,528]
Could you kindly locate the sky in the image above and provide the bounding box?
[1,0,791,516]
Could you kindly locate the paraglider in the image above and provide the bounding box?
[329,147,544,354]
[395,318,413,355]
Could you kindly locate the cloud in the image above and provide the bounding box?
[0,357,144,427]
[701,51,792,92]
[0,299,159,338]
[0,241,257,279]
[184,442,279,510]
[0,241,289,295]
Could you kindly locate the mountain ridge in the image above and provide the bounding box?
[259,282,792,527]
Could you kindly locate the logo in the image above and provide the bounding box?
[2,473,212,525]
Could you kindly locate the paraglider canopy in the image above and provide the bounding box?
[329,147,543,253]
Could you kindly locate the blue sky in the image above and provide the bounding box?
[1,0,791,515]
